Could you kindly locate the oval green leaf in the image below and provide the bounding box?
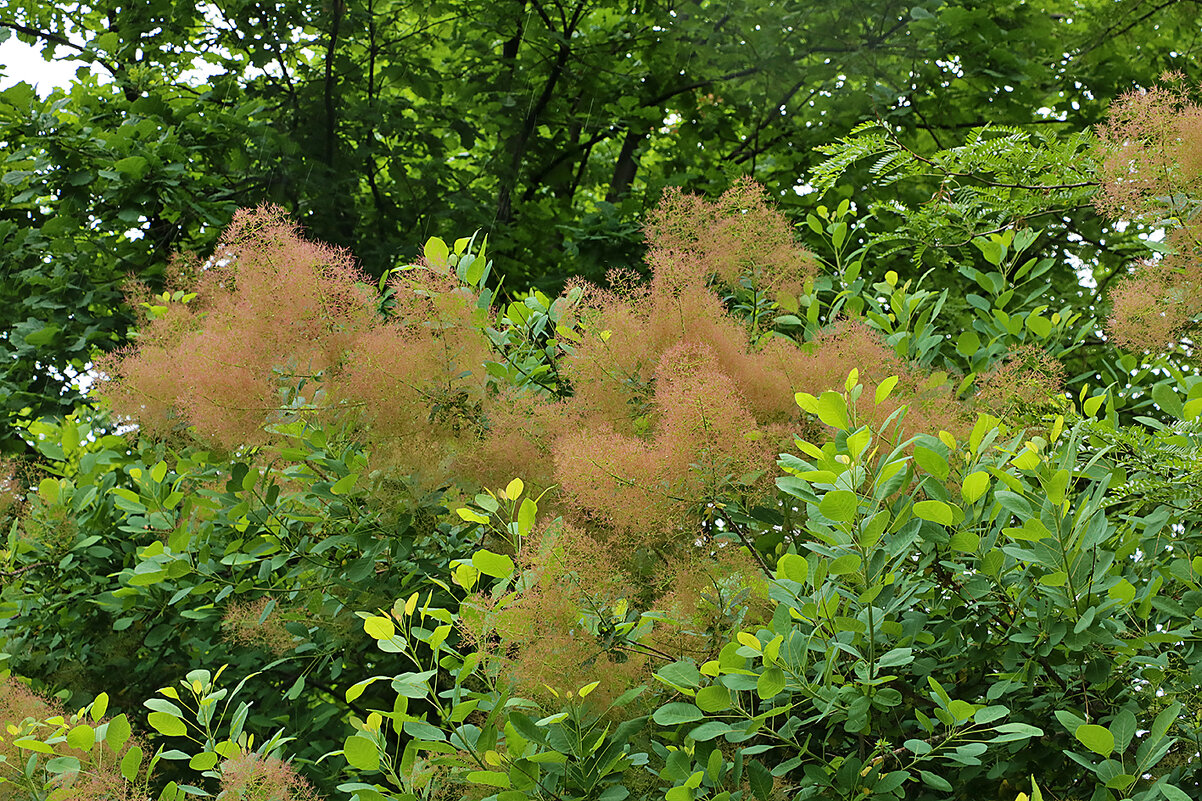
[828,554,862,576]
[652,702,705,725]
[67,723,95,751]
[344,734,381,771]
[1075,723,1114,757]
[695,685,731,712]
[120,745,143,782]
[147,711,187,737]
[189,751,219,770]
[756,667,786,699]
[106,714,132,752]
[961,471,990,503]
[819,490,858,523]
[776,553,808,583]
[363,616,395,640]
[913,500,952,525]
[472,549,515,578]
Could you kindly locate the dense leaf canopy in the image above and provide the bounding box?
[3,0,1202,440]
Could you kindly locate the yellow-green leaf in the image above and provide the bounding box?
[363,616,395,640]
[949,531,979,552]
[1108,578,1136,605]
[875,376,899,405]
[344,734,380,771]
[120,745,143,782]
[472,549,515,578]
[13,738,53,754]
[424,236,449,267]
[819,490,858,523]
[1075,724,1114,757]
[67,724,95,751]
[91,692,109,720]
[913,500,952,526]
[189,751,219,770]
[147,711,187,737]
[106,714,131,752]
[794,392,819,414]
[776,553,808,583]
[961,471,990,503]
[828,553,862,575]
[815,391,849,429]
[696,685,731,712]
[518,498,537,534]
[756,667,786,699]
[456,507,491,524]
[330,473,358,495]
[466,771,510,788]
[504,478,524,500]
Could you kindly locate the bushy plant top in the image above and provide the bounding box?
[3,82,1202,801]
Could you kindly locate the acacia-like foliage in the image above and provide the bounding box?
[809,120,1097,264]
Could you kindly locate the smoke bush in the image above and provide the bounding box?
[96,180,1047,711]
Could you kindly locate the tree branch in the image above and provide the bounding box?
[0,19,123,80]
[1,562,46,579]
[715,512,773,579]
[322,0,345,167]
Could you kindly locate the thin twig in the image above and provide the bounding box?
[716,511,773,578]
[1,562,47,579]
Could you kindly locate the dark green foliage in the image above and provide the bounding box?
[4,0,1202,442]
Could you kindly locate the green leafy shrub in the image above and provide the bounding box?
[5,86,1202,801]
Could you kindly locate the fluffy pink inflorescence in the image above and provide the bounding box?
[99,207,496,489]
[1106,231,1202,351]
[1096,75,1202,350]
[217,752,323,801]
[221,596,298,656]
[99,206,377,449]
[99,184,1028,709]
[1095,74,1202,224]
[646,176,818,301]
[0,459,22,522]
[974,344,1066,419]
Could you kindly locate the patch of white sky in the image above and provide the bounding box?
[0,3,271,97]
[0,35,90,96]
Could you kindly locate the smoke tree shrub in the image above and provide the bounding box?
[0,679,168,801]
[6,84,1202,799]
[85,181,1027,722]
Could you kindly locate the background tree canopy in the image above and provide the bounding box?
[3,0,1202,442]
